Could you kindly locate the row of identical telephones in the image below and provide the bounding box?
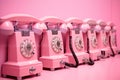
[0,14,119,80]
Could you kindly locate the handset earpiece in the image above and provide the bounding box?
[32,23,47,35]
[59,23,68,34]
[94,25,101,33]
[32,23,43,35]
[0,21,14,36]
[81,24,90,33]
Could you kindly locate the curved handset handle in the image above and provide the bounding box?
[0,14,43,35]
[40,16,67,33]
[84,19,102,33]
[32,23,45,35]
[0,21,14,36]
[66,17,83,29]
[81,18,97,33]
[84,19,97,27]
[97,20,107,27]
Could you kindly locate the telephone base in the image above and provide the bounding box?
[65,52,89,64]
[39,55,68,70]
[101,48,111,58]
[2,60,42,80]
[90,50,101,60]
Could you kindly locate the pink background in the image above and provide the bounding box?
[0,0,120,80]
[0,0,120,47]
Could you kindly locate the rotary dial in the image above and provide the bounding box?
[51,37,63,53]
[91,34,97,48]
[20,39,35,58]
[102,35,108,46]
[74,36,83,50]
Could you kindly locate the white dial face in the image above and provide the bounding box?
[51,37,63,53]
[20,39,35,58]
[91,34,97,48]
[74,36,83,50]
[102,35,108,46]
[111,34,116,46]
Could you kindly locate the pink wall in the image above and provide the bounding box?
[111,0,120,48]
[0,0,120,46]
[0,0,111,20]
[0,0,120,79]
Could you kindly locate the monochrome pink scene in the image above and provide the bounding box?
[0,0,120,80]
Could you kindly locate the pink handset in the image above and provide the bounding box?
[84,19,101,61]
[65,17,91,65]
[0,21,14,77]
[1,14,43,80]
[96,20,111,58]
[107,22,119,56]
[39,16,68,71]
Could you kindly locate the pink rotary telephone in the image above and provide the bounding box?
[0,19,14,77]
[39,16,68,70]
[107,22,119,56]
[96,20,111,58]
[65,17,90,65]
[0,14,43,80]
[84,19,101,61]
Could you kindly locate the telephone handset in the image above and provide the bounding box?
[1,14,43,80]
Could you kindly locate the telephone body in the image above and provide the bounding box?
[97,21,111,58]
[65,18,89,64]
[39,17,68,70]
[84,19,101,60]
[108,22,119,55]
[0,14,43,80]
